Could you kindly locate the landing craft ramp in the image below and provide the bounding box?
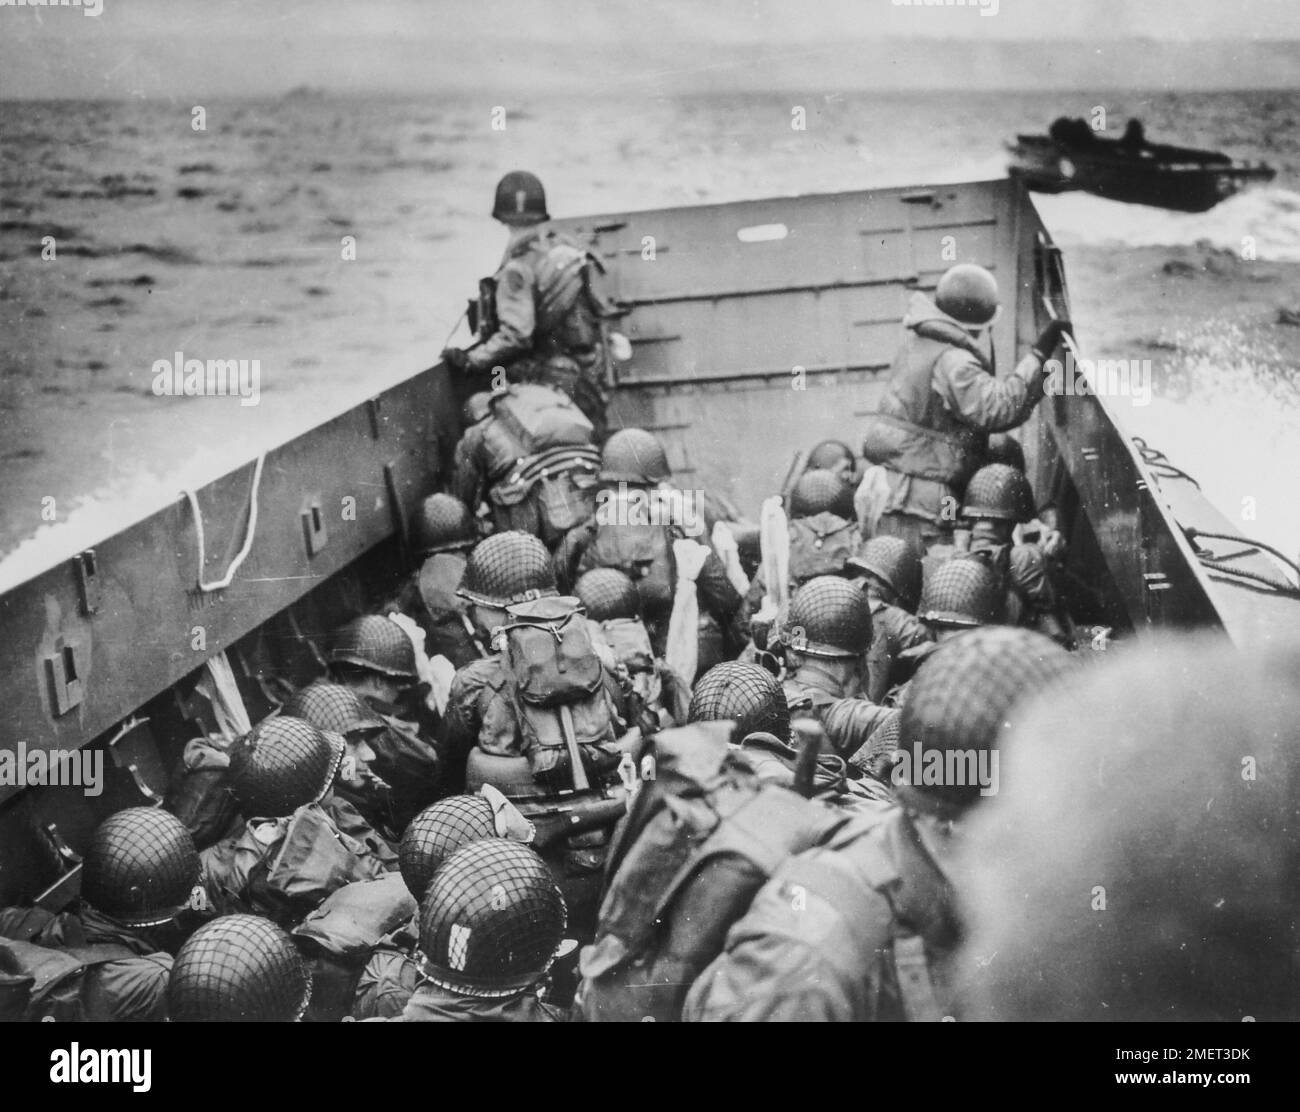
[0,178,1296,908]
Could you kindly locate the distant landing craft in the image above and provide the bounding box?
[1007,116,1276,213]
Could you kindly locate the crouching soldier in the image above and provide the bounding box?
[960,463,1076,646]
[328,614,444,826]
[556,428,745,680]
[684,628,1073,1022]
[168,914,313,1022]
[381,492,485,669]
[845,535,933,702]
[445,531,638,936]
[198,716,395,927]
[0,807,200,1022]
[293,788,534,1021]
[397,839,568,1022]
[777,576,895,764]
[575,567,692,732]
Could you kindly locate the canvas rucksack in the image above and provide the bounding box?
[787,512,861,588]
[576,722,849,1023]
[584,490,676,616]
[491,596,620,791]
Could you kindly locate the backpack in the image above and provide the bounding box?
[489,447,601,548]
[597,618,655,675]
[577,722,849,1023]
[492,596,619,791]
[584,490,676,615]
[787,512,861,587]
[491,383,593,454]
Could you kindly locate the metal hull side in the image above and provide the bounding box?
[0,367,459,800]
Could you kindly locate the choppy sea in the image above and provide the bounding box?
[2,88,1299,587]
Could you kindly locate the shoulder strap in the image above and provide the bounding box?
[489,391,536,456]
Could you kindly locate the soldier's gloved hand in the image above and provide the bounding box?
[440,346,471,372]
[1031,320,1072,363]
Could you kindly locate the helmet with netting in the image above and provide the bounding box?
[457,531,558,608]
[848,535,923,611]
[897,627,1072,816]
[919,558,1002,629]
[962,463,1035,524]
[780,575,873,658]
[599,428,671,484]
[400,795,499,903]
[168,915,312,1022]
[689,661,792,743]
[228,716,344,818]
[411,493,477,556]
[574,568,641,621]
[807,440,854,473]
[282,681,385,736]
[82,808,200,928]
[789,468,855,519]
[417,839,566,998]
[328,615,418,680]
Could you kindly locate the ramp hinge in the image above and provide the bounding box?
[301,498,328,557]
[43,640,85,716]
[73,549,99,615]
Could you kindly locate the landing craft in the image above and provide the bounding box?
[1,178,1297,912]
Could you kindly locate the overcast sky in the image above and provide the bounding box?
[3,0,1299,98]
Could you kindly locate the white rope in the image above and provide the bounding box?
[183,453,265,593]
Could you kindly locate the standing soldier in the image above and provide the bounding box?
[860,264,1070,554]
[440,170,616,440]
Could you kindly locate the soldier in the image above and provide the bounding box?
[917,557,1002,644]
[328,615,444,825]
[439,171,615,439]
[198,716,395,924]
[776,576,894,764]
[0,807,199,1022]
[300,789,533,1021]
[959,637,1299,1022]
[555,427,745,677]
[745,469,861,626]
[960,463,1075,646]
[575,567,692,732]
[806,439,857,485]
[684,628,1073,1022]
[168,914,313,1022]
[396,839,567,1022]
[281,681,396,840]
[846,535,933,702]
[449,384,600,550]
[380,492,484,670]
[861,263,1070,554]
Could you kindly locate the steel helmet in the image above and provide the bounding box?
[935,264,1000,327]
[328,615,418,681]
[896,627,1072,817]
[919,558,1002,629]
[574,567,641,621]
[228,716,345,819]
[81,808,200,929]
[789,469,855,519]
[599,428,671,485]
[400,795,499,903]
[781,575,874,658]
[807,440,855,474]
[168,915,312,1022]
[410,493,477,557]
[985,433,1026,474]
[282,681,385,737]
[848,535,923,612]
[492,170,550,225]
[457,530,558,608]
[962,463,1035,524]
[417,839,566,998]
[688,661,792,743]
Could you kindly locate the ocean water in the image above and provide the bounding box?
[2,88,1299,588]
